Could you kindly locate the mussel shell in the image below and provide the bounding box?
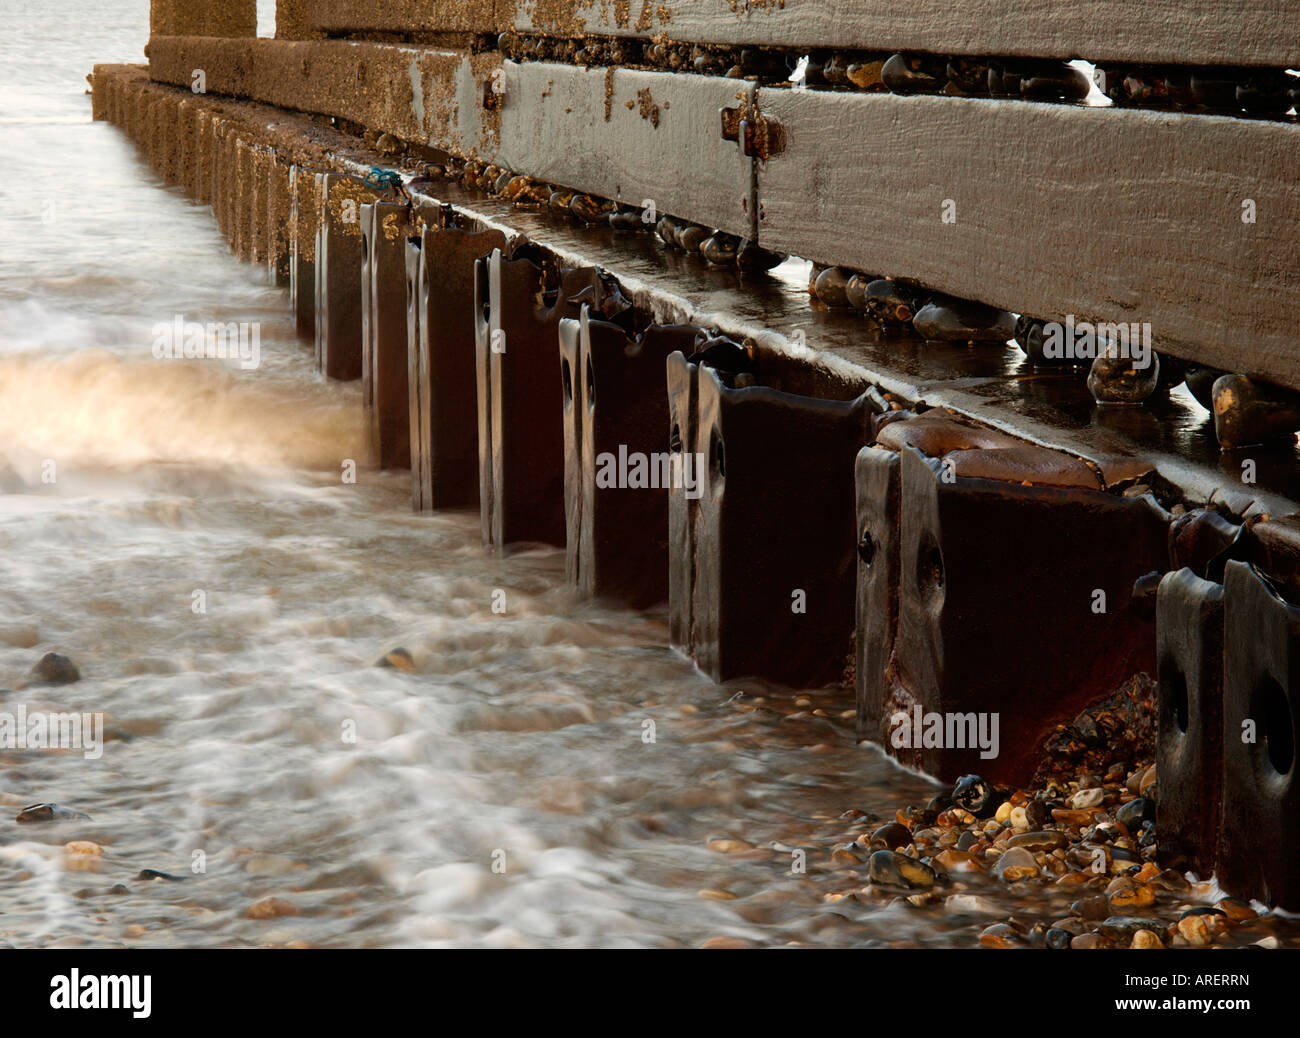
[676,224,711,252]
[699,233,740,265]
[548,189,575,214]
[813,266,855,306]
[881,53,946,94]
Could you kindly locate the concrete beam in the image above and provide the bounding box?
[150,0,257,38]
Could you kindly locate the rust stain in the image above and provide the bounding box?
[636,86,660,128]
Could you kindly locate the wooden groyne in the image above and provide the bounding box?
[92,0,1300,912]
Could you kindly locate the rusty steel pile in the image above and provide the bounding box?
[89,0,1300,943]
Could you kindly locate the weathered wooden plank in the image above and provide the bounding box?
[147,37,502,159]
[497,61,755,238]
[307,0,506,35]
[511,0,1300,68]
[756,88,1300,390]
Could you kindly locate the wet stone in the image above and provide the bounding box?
[1088,352,1161,404]
[1072,895,1111,921]
[17,803,91,824]
[376,648,415,672]
[1183,364,1227,410]
[861,279,920,325]
[570,194,614,223]
[952,775,1001,817]
[607,208,645,231]
[1097,920,1170,941]
[867,849,936,890]
[845,59,888,92]
[813,266,854,306]
[1189,71,1241,111]
[994,846,1039,881]
[29,652,81,685]
[1068,787,1105,811]
[1045,927,1073,950]
[245,896,301,920]
[676,224,710,253]
[913,298,1016,343]
[735,240,786,271]
[1006,830,1069,853]
[1020,63,1091,101]
[699,233,740,266]
[137,869,186,882]
[1115,797,1155,831]
[881,53,946,94]
[1132,929,1163,949]
[868,822,913,851]
[945,57,990,97]
[1211,374,1300,448]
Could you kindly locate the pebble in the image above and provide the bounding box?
[1215,897,1257,922]
[952,774,999,816]
[1115,797,1155,831]
[28,652,81,685]
[16,803,91,823]
[867,822,912,850]
[1132,929,1163,949]
[707,837,755,854]
[946,894,1000,914]
[867,849,936,890]
[978,923,1023,949]
[64,841,104,872]
[1007,830,1068,852]
[1071,895,1111,921]
[1068,787,1105,810]
[697,889,737,901]
[1045,927,1073,949]
[1109,884,1156,911]
[699,936,754,949]
[376,647,415,672]
[994,846,1039,881]
[1071,932,1114,949]
[1176,913,1212,946]
[137,869,186,882]
[1088,353,1161,404]
[245,897,301,920]
[912,299,1016,343]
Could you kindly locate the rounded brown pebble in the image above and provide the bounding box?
[245,896,301,920]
